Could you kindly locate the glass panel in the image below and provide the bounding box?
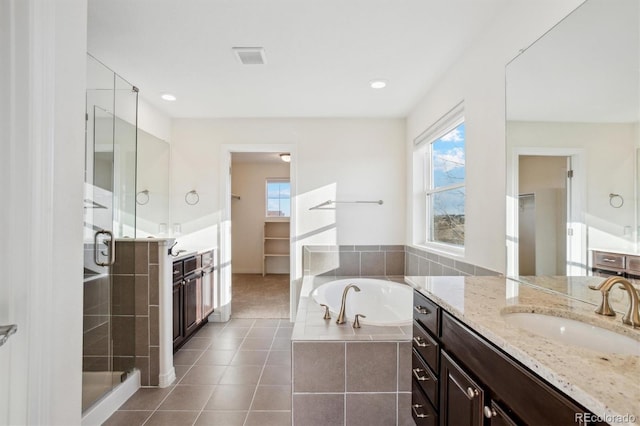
[431,122,465,189]
[266,181,291,217]
[136,129,170,237]
[83,55,137,412]
[429,187,465,245]
[113,74,137,238]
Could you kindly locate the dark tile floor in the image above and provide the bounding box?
[103,318,293,426]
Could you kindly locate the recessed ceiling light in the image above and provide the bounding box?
[280,153,291,163]
[161,93,176,101]
[370,80,387,89]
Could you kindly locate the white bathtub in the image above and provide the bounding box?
[311,278,412,326]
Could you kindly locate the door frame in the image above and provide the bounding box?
[506,147,586,277]
[216,144,298,322]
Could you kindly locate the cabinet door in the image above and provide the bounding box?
[441,351,484,426]
[172,283,183,348]
[201,268,215,318]
[184,273,200,336]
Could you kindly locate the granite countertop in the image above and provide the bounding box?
[405,275,640,426]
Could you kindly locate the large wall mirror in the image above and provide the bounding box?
[136,129,170,237]
[506,0,639,279]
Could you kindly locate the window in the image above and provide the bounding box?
[266,179,291,217]
[425,115,465,246]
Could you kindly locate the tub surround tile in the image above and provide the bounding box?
[293,342,345,392]
[336,251,360,276]
[361,252,385,276]
[384,251,405,276]
[346,342,397,392]
[345,393,397,426]
[292,394,344,426]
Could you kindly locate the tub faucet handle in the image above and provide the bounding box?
[319,304,331,320]
[353,314,366,329]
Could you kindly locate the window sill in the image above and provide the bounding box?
[411,242,465,259]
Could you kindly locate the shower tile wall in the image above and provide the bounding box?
[83,240,161,387]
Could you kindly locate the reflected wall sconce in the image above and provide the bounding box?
[136,189,150,205]
[280,153,291,162]
[185,190,200,205]
[609,193,624,208]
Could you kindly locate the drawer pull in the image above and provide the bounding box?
[412,368,430,381]
[484,406,497,418]
[603,258,617,263]
[413,336,430,347]
[412,404,431,419]
[414,305,430,315]
[467,387,479,398]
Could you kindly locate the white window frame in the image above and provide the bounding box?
[265,178,291,218]
[414,101,466,255]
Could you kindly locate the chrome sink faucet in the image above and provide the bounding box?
[336,284,360,325]
[590,276,640,328]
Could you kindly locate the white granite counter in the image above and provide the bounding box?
[406,275,640,426]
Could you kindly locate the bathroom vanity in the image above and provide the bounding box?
[407,276,640,426]
[172,249,216,351]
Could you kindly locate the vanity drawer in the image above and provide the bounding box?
[183,256,198,275]
[411,379,438,426]
[413,291,440,337]
[413,322,439,374]
[626,255,640,275]
[593,251,625,271]
[201,250,215,268]
[172,261,183,283]
[412,348,438,408]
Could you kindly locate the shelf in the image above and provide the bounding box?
[263,221,290,276]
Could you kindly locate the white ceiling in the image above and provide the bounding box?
[87,0,510,118]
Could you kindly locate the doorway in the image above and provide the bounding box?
[229,152,292,318]
[518,156,568,275]
[508,149,587,277]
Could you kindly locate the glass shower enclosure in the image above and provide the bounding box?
[82,54,138,412]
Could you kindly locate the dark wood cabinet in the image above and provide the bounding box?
[440,351,484,426]
[172,251,217,351]
[183,271,201,336]
[412,289,606,426]
[172,282,183,346]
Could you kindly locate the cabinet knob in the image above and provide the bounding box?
[483,406,497,418]
[414,305,430,315]
[466,387,479,398]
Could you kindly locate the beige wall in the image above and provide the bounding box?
[231,160,290,273]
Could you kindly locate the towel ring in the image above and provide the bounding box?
[136,190,149,205]
[185,190,200,205]
[609,193,624,208]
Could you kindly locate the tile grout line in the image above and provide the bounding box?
[242,321,280,426]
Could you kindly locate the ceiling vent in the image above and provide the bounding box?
[232,47,266,65]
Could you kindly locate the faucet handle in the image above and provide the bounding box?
[319,304,331,320]
[353,314,366,329]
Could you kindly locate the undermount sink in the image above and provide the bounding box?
[502,312,640,356]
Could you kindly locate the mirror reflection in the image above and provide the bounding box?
[136,129,170,237]
[506,0,639,279]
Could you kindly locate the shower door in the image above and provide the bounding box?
[82,54,138,412]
